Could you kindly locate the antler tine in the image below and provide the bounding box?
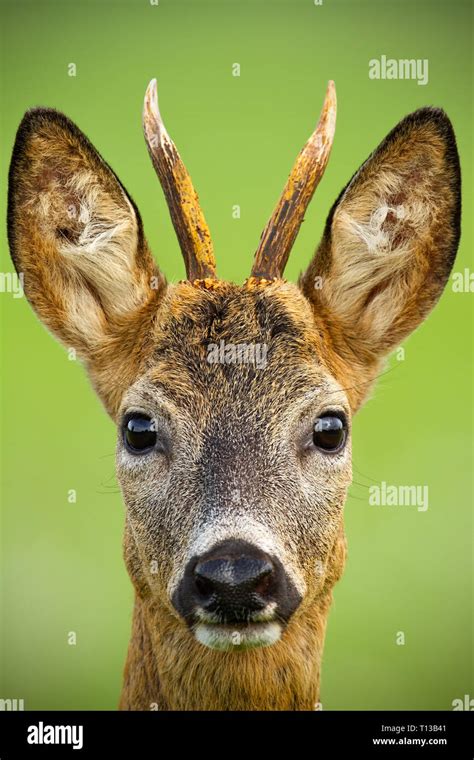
[251,81,337,280]
[143,79,216,282]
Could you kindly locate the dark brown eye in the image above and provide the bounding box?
[124,414,157,454]
[313,414,346,453]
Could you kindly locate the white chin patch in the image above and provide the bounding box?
[194,622,282,651]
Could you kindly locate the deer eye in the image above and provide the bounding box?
[123,414,157,454]
[313,414,347,453]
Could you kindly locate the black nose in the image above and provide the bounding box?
[173,539,302,625]
[194,553,274,614]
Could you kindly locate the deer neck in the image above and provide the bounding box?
[119,592,332,711]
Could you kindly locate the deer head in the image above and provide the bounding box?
[8,80,460,710]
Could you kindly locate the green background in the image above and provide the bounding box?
[0,0,472,710]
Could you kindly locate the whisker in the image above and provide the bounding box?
[325,360,403,397]
[346,493,369,503]
[352,464,381,485]
[350,479,370,490]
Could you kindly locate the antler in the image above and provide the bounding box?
[143,79,216,281]
[250,81,337,280]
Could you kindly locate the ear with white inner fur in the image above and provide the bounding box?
[299,107,461,366]
[8,108,164,356]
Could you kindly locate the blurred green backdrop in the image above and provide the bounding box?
[0,0,472,710]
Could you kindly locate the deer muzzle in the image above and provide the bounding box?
[172,539,302,651]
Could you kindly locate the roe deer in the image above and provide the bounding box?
[7,80,461,710]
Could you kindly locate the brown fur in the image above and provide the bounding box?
[8,100,460,710]
[119,527,347,711]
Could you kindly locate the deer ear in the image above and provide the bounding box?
[299,107,461,367]
[8,108,164,355]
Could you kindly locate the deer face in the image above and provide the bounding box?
[8,82,460,655]
[116,281,352,650]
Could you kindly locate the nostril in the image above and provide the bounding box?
[253,568,273,597]
[194,572,215,598]
[173,539,303,627]
[193,555,275,603]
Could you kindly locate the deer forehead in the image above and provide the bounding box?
[118,280,348,421]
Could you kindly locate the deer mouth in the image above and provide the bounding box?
[193,619,283,651]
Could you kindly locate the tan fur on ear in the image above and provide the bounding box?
[8,108,164,355]
[300,107,461,366]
